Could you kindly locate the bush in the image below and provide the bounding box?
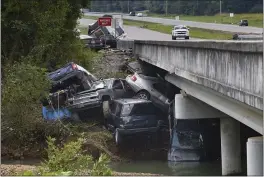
[1,62,51,147]
[21,137,113,176]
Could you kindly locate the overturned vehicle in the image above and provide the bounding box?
[88,15,126,48]
[41,62,97,120]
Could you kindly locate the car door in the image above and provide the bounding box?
[112,79,126,99]
[120,79,135,98]
[107,101,117,131]
[151,82,170,112]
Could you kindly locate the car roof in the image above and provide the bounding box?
[114,98,152,105]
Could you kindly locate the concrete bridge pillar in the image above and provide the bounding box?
[247,136,263,176]
[220,118,241,175]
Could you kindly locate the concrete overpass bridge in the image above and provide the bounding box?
[117,39,263,176]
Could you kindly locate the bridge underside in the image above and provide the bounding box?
[165,73,263,135]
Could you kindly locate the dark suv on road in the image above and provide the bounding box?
[239,19,248,26]
[106,99,165,146]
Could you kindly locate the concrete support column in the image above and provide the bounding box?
[247,136,263,176]
[220,117,241,175]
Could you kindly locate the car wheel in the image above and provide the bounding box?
[114,129,122,146]
[102,100,110,123]
[185,36,189,39]
[172,36,176,40]
[136,90,150,100]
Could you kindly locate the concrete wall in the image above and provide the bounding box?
[131,40,263,111]
[117,39,134,51]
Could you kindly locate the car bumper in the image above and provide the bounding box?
[67,100,102,111]
[117,127,159,135]
[173,34,189,37]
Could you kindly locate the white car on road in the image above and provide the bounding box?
[172,25,190,40]
[137,13,143,17]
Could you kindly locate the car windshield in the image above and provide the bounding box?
[121,103,156,116]
[90,79,110,90]
[174,26,187,30]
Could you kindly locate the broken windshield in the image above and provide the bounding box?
[121,103,156,116]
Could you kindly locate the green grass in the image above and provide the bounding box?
[84,15,233,40]
[147,13,263,28]
[78,26,88,34]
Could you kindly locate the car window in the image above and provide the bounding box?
[121,80,132,90]
[112,80,123,90]
[174,26,187,30]
[121,103,156,116]
[153,83,167,95]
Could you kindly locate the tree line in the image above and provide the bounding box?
[90,0,263,15]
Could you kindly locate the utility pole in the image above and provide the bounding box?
[128,0,130,13]
[165,0,168,16]
[220,0,222,22]
[220,0,222,15]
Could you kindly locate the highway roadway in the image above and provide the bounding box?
[84,12,263,34]
[79,18,200,41]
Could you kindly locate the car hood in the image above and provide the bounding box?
[75,81,108,95]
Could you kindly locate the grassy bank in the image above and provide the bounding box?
[147,13,263,28]
[84,15,233,40]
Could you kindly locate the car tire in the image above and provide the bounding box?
[114,128,122,146]
[102,100,110,122]
[172,36,176,40]
[136,90,150,100]
[185,36,189,39]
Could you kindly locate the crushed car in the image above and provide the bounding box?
[65,78,135,120]
[41,62,97,120]
[126,72,180,113]
[105,98,166,146]
[79,34,104,50]
[87,15,125,48]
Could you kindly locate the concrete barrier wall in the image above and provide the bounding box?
[133,40,263,110]
[117,39,134,51]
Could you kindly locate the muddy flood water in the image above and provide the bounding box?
[2,158,247,176]
[111,160,247,176]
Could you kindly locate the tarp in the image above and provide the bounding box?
[42,106,71,120]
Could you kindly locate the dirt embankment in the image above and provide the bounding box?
[90,49,134,79]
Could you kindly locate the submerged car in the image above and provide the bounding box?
[106,99,165,145]
[167,119,205,162]
[66,78,135,117]
[126,72,180,113]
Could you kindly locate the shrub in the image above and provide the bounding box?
[1,61,51,147]
[21,137,113,176]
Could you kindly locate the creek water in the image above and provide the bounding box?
[110,160,247,176]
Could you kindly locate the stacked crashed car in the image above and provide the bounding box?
[42,62,97,120]
[66,78,135,120]
[105,99,165,146]
[126,72,180,113]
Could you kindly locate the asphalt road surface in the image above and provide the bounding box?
[79,18,200,41]
[84,12,263,34]
[79,18,203,41]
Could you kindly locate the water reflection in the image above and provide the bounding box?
[111,160,222,176]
